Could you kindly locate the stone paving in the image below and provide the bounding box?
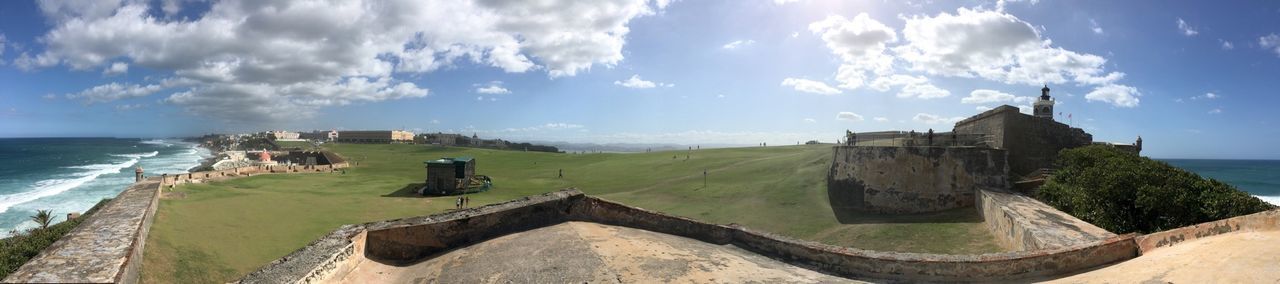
[1044,230,1280,283]
[3,179,161,283]
[333,222,855,283]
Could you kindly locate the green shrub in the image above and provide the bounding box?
[0,199,112,279]
[1036,145,1274,234]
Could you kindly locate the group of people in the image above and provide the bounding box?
[455,195,471,209]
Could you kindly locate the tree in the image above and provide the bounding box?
[1037,145,1274,233]
[29,210,53,231]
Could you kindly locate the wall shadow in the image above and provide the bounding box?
[382,183,426,198]
[833,207,985,224]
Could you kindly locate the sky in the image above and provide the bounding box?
[0,0,1279,159]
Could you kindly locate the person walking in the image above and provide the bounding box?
[455,196,462,209]
[558,169,563,178]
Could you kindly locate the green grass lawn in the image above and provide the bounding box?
[140,144,1001,283]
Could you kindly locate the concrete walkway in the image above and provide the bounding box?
[335,222,853,283]
[1046,230,1280,283]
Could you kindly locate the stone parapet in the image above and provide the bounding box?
[241,189,1141,283]
[3,179,163,283]
[1134,209,1280,253]
[978,189,1116,251]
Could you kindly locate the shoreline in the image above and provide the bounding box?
[186,140,221,173]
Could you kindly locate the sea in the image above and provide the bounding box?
[1161,159,1280,207]
[0,138,211,236]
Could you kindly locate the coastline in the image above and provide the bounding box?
[186,141,221,172]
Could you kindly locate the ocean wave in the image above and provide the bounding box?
[0,158,138,214]
[111,151,160,159]
[140,139,173,146]
[1256,195,1280,207]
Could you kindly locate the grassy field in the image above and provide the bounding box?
[140,144,1000,283]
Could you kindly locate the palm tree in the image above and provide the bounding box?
[30,210,53,230]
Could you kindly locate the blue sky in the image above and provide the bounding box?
[1,0,1279,159]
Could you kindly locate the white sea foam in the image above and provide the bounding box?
[111,151,159,158]
[1256,195,1280,207]
[0,158,139,214]
[140,139,173,146]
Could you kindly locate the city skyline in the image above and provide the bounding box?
[2,0,1279,159]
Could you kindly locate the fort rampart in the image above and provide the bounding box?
[3,153,349,284]
[238,189,1145,283]
[978,189,1116,251]
[827,146,1009,214]
[1134,209,1280,253]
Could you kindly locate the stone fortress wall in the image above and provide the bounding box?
[3,152,350,284]
[238,189,1146,283]
[826,146,1009,214]
[953,105,1092,177]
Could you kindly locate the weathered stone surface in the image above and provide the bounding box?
[244,189,1144,283]
[1134,209,1280,253]
[4,179,162,284]
[977,189,1116,251]
[953,105,1092,178]
[826,146,1009,215]
[1047,229,1280,283]
[334,222,850,283]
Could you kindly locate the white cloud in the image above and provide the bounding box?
[114,103,146,111]
[773,0,802,5]
[474,81,511,94]
[836,111,864,122]
[1208,108,1222,114]
[790,31,799,38]
[1176,18,1198,36]
[1220,39,1234,50]
[975,105,993,111]
[1084,84,1140,107]
[894,8,1125,87]
[1191,92,1218,100]
[0,33,6,64]
[721,39,755,50]
[873,117,888,122]
[614,74,672,89]
[809,13,897,89]
[65,82,162,104]
[716,94,726,98]
[1089,19,1104,35]
[803,118,816,123]
[1260,34,1280,57]
[961,89,1014,104]
[868,75,950,99]
[500,122,585,132]
[912,113,963,125]
[102,62,128,76]
[781,78,841,95]
[26,0,666,122]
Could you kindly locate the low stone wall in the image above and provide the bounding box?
[159,161,348,186]
[1134,209,1280,253]
[361,190,579,263]
[3,179,163,283]
[977,189,1116,251]
[241,189,1140,283]
[827,146,1008,214]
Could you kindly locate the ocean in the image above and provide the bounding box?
[0,138,210,236]
[1161,159,1280,206]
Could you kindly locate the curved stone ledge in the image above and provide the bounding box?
[240,189,1141,283]
[1135,209,1280,253]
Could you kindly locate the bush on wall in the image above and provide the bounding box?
[1036,145,1273,234]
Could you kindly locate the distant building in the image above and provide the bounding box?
[299,130,339,141]
[424,157,476,195]
[335,130,414,143]
[269,130,300,140]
